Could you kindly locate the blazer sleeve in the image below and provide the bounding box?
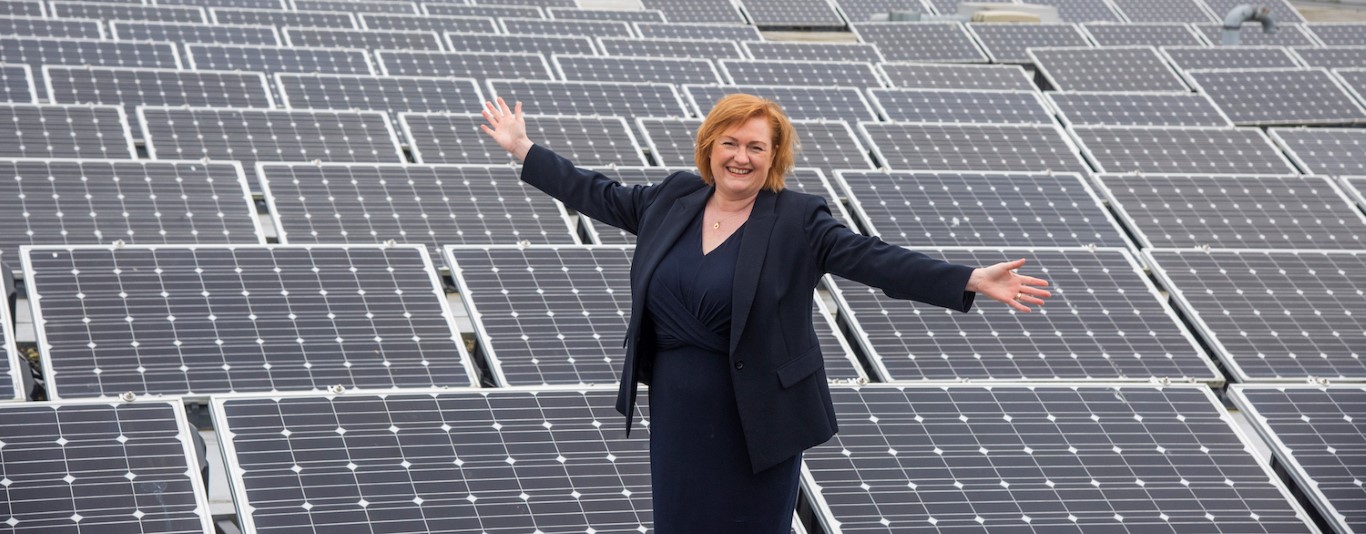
[805,196,976,312]
[519,143,675,236]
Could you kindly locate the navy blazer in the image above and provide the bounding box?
[521,145,976,472]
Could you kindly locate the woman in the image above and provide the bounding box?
[480,94,1050,532]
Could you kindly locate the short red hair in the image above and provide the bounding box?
[694,93,797,192]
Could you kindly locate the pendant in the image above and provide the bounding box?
[712,221,720,229]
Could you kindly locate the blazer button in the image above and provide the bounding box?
[734,360,744,370]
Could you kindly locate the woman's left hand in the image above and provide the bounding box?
[967,259,1051,312]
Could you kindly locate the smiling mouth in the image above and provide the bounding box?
[726,167,753,176]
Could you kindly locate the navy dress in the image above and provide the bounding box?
[646,211,802,533]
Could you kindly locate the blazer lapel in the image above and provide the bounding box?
[729,189,777,356]
[630,184,710,323]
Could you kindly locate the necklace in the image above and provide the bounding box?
[709,202,754,230]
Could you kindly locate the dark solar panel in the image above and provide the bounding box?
[1187,68,1366,125]
[1072,126,1300,174]
[852,22,988,62]
[1109,0,1213,22]
[359,13,498,34]
[638,0,747,23]
[44,66,275,139]
[447,245,634,386]
[0,159,263,265]
[877,62,1036,90]
[737,0,844,28]
[0,401,214,528]
[0,14,104,39]
[867,89,1053,124]
[109,21,282,46]
[1146,248,1366,381]
[633,22,762,41]
[967,22,1092,64]
[1030,46,1189,92]
[1101,174,1366,249]
[1194,23,1316,47]
[186,44,374,80]
[0,63,35,103]
[1231,385,1366,534]
[420,2,544,19]
[684,84,877,121]
[836,170,1129,248]
[831,0,927,24]
[548,6,665,22]
[378,50,553,80]
[1271,127,1366,175]
[742,41,884,62]
[259,163,578,256]
[1202,0,1304,24]
[1081,23,1205,47]
[140,107,404,181]
[718,59,886,88]
[487,79,688,121]
[598,37,744,59]
[860,122,1089,173]
[210,7,357,29]
[25,244,475,398]
[1159,45,1302,69]
[213,389,652,533]
[500,16,634,38]
[402,113,645,166]
[0,0,44,16]
[1022,0,1122,22]
[446,32,596,56]
[0,37,182,99]
[554,54,722,84]
[1304,23,1366,46]
[0,103,134,159]
[282,27,444,51]
[637,117,874,175]
[807,385,1314,532]
[1292,46,1366,69]
[276,73,483,129]
[1046,92,1232,127]
[293,0,418,13]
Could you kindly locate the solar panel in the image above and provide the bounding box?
[598,37,744,59]
[1292,46,1366,69]
[420,2,545,19]
[276,73,483,130]
[44,66,275,140]
[360,13,498,34]
[0,103,134,159]
[0,14,104,39]
[1030,46,1188,92]
[378,50,554,80]
[25,244,475,398]
[684,84,878,121]
[633,22,762,41]
[487,79,688,122]
[831,0,927,24]
[0,63,35,103]
[259,163,578,257]
[0,400,214,528]
[868,89,1053,124]
[742,41,884,62]
[445,32,595,56]
[1145,248,1366,381]
[1046,91,1231,127]
[0,37,182,99]
[109,21,282,46]
[1304,23,1366,46]
[1343,175,1366,211]
[501,17,634,38]
[292,0,418,13]
[210,7,358,29]
[1159,45,1302,69]
[470,0,573,6]
[1187,68,1366,126]
[1195,23,1316,47]
[0,158,264,268]
[1101,174,1366,250]
[638,0,747,23]
[859,122,1089,173]
[1202,0,1304,23]
[1230,385,1366,534]
[805,384,1315,532]
[213,389,653,533]
[852,22,989,62]
[403,112,644,166]
[0,263,19,399]
[1271,128,1366,175]
[967,23,1092,64]
[1020,0,1121,22]
[636,117,875,176]
[1073,126,1301,174]
[547,6,666,22]
[140,107,404,183]
[1080,23,1205,46]
[877,62,1036,90]
[554,54,722,84]
[0,0,44,16]
[1109,0,1213,22]
[836,170,1128,248]
[157,0,286,9]
[718,59,886,88]
[51,1,205,24]
[186,44,373,83]
[283,27,443,51]
[736,0,844,28]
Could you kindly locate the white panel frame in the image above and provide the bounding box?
[0,263,21,401]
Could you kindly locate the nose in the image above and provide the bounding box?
[733,147,750,164]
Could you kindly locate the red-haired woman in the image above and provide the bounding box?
[481,94,1050,532]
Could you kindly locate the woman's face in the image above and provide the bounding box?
[709,116,772,201]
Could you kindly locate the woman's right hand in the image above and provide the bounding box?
[480,97,534,162]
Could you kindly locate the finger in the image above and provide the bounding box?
[497,96,510,115]
[1019,287,1052,299]
[1017,294,1046,306]
[480,124,493,137]
[1008,300,1031,313]
[1018,275,1049,287]
[514,100,523,120]
[1003,258,1027,271]
[484,100,498,116]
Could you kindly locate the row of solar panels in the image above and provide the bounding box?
[1,384,1359,533]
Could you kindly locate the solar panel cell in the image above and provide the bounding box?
[110,21,281,46]
[555,54,722,84]
[402,112,645,166]
[379,50,553,80]
[0,14,104,39]
[0,0,45,16]
[860,122,1088,173]
[852,22,988,62]
[877,62,1036,90]
[0,63,35,103]
[868,88,1053,124]
[1045,91,1232,126]
[1071,125,1301,174]
[0,103,135,159]
[1030,46,1189,92]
